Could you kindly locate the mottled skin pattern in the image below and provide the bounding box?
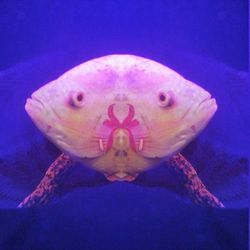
[168,153,224,208]
[18,154,73,208]
[19,55,224,208]
[18,153,224,208]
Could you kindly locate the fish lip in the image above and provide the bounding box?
[31,93,45,105]
[25,94,44,114]
[198,94,218,113]
[25,93,52,122]
[199,93,212,106]
[180,94,214,120]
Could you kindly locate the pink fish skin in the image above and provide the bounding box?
[25,55,217,181]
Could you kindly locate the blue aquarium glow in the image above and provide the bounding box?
[0,1,248,249]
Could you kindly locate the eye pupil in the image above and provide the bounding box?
[70,91,85,108]
[77,93,83,102]
[158,91,174,108]
[159,93,166,102]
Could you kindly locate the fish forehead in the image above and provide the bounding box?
[59,54,182,93]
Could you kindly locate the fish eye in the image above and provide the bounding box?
[158,91,173,107]
[70,91,85,108]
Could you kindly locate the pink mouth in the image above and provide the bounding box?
[102,104,140,152]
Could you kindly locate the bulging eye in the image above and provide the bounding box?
[70,91,85,108]
[158,91,174,107]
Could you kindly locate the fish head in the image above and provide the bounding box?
[25,55,217,162]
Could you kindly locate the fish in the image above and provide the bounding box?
[20,54,222,208]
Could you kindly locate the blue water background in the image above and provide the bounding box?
[0,1,249,249]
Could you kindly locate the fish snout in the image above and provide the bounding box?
[198,94,218,115]
[25,94,45,118]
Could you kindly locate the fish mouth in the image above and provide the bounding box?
[198,94,217,113]
[25,94,45,116]
[199,93,212,105]
[25,93,61,121]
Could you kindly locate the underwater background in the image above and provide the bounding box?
[0,1,249,249]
